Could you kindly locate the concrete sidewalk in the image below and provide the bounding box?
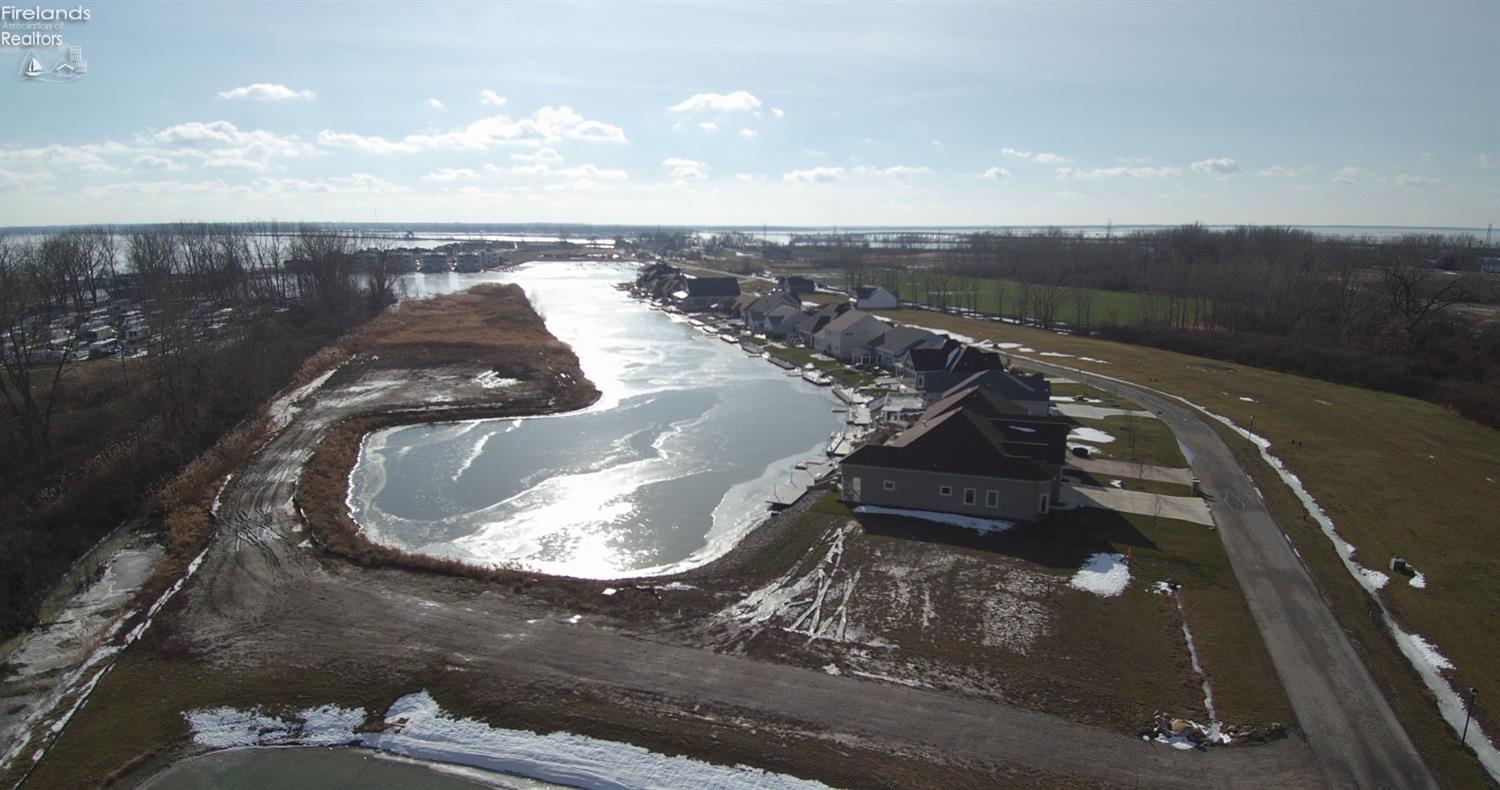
[1063,483,1215,526]
[1065,457,1195,486]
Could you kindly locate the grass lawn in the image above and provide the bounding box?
[769,345,876,387]
[1069,414,1189,469]
[787,268,1188,328]
[869,307,1500,784]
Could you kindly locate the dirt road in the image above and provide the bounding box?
[1017,357,1436,789]
[119,357,1330,789]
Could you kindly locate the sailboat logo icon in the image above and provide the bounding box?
[18,48,86,83]
[22,52,45,79]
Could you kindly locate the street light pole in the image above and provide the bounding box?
[1463,687,1479,744]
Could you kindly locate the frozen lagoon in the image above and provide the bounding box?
[349,263,845,578]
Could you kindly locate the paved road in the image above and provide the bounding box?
[1065,456,1196,486]
[1019,357,1436,789]
[1063,483,1215,526]
[164,363,1326,788]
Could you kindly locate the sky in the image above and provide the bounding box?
[0,1,1496,228]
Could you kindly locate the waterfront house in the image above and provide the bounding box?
[852,285,899,310]
[797,302,852,347]
[839,406,1056,522]
[745,291,802,331]
[863,326,944,369]
[765,305,811,338]
[920,386,1069,475]
[813,310,888,362]
[675,277,741,311]
[910,345,1008,402]
[940,369,1052,416]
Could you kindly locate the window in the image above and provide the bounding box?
[939,485,953,497]
[963,488,976,505]
[883,479,896,492]
[986,490,999,508]
[1040,493,1050,514]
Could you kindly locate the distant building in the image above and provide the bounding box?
[777,275,817,296]
[851,285,899,310]
[813,309,887,362]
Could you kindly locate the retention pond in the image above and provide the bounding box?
[348,263,844,578]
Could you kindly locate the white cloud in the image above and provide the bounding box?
[508,163,553,176]
[930,139,944,149]
[317,130,422,154]
[478,90,506,107]
[153,121,315,169]
[783,166,845,183]
[771,107,785,119]
[1258,164,1309,178]
[0,142,124,173]
[401,105,628,149]
[1190,157,1242,175]
[1056,165,1183,179]
[668,90,762,113]
[858,164,930,177]
[1002,147,1071,164]
[423,168,479,182]
[511,147,561,162]
[1393,173,1446,189]
[734,172,760,181]
[979,166,1010,179]
[426,98,445,110]
[1331,165,1371,184]
[737,128,757,139]
[133,154,183,172]
[662,157,708,180]
[556,164,627,180]
[218,83,316,102]
[697,122,718,131]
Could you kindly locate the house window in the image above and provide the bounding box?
[916,374,925,387]
[986,490,999,508]
[1040,493,1050,514]
[883,479,896,492]
[963,488,976,505]
[939,485,953,497]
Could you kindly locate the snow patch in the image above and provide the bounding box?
[475,371,520,389]
[1068,553,1131,597]
[853,505,1016,535]
[822,663,842,676]
[1067,427,1115,444]
[1039,351,1073,358]
[1409,572,1427,589]
[1238,396,1256,403]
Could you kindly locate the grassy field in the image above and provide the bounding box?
[1067,413,1188,469]
[870,307,1499,784]
[793,268,1188,327]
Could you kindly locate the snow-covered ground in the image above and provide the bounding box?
[1067,426,1116,444]
[1068,553,1131,597]
[185,691,831,789]
[853,505,1016,535]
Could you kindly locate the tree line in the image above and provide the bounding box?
[0,223,399,638]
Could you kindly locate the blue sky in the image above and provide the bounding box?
[1,1,1496,227]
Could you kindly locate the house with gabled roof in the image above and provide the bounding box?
[674,277,741,310]
[765,304,811,338]
[909,344,1008,402]
[796,302,851,347]
[862,326,944,369]
[839,405,1057,522]
[813,309,888,362]
[851,285,899,309]
[777,275,818,295]
[940,369,1052,416]
[744,291,802,331]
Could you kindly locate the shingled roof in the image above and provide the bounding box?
[841,408,1052,481]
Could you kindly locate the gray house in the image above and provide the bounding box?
[765,305,811,338]
[797,302,851,347]
[744,291,802,331]
[910,345,1008,402]
[861,326,945,369]
[814,310,888,362]
[940,369,1052,416]
[839,407,1055,522]
[852,285,899,309]
[675,277,741,310]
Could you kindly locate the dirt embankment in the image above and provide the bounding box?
[296,284,601,582]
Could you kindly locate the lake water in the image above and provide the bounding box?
[348,263,845,578]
